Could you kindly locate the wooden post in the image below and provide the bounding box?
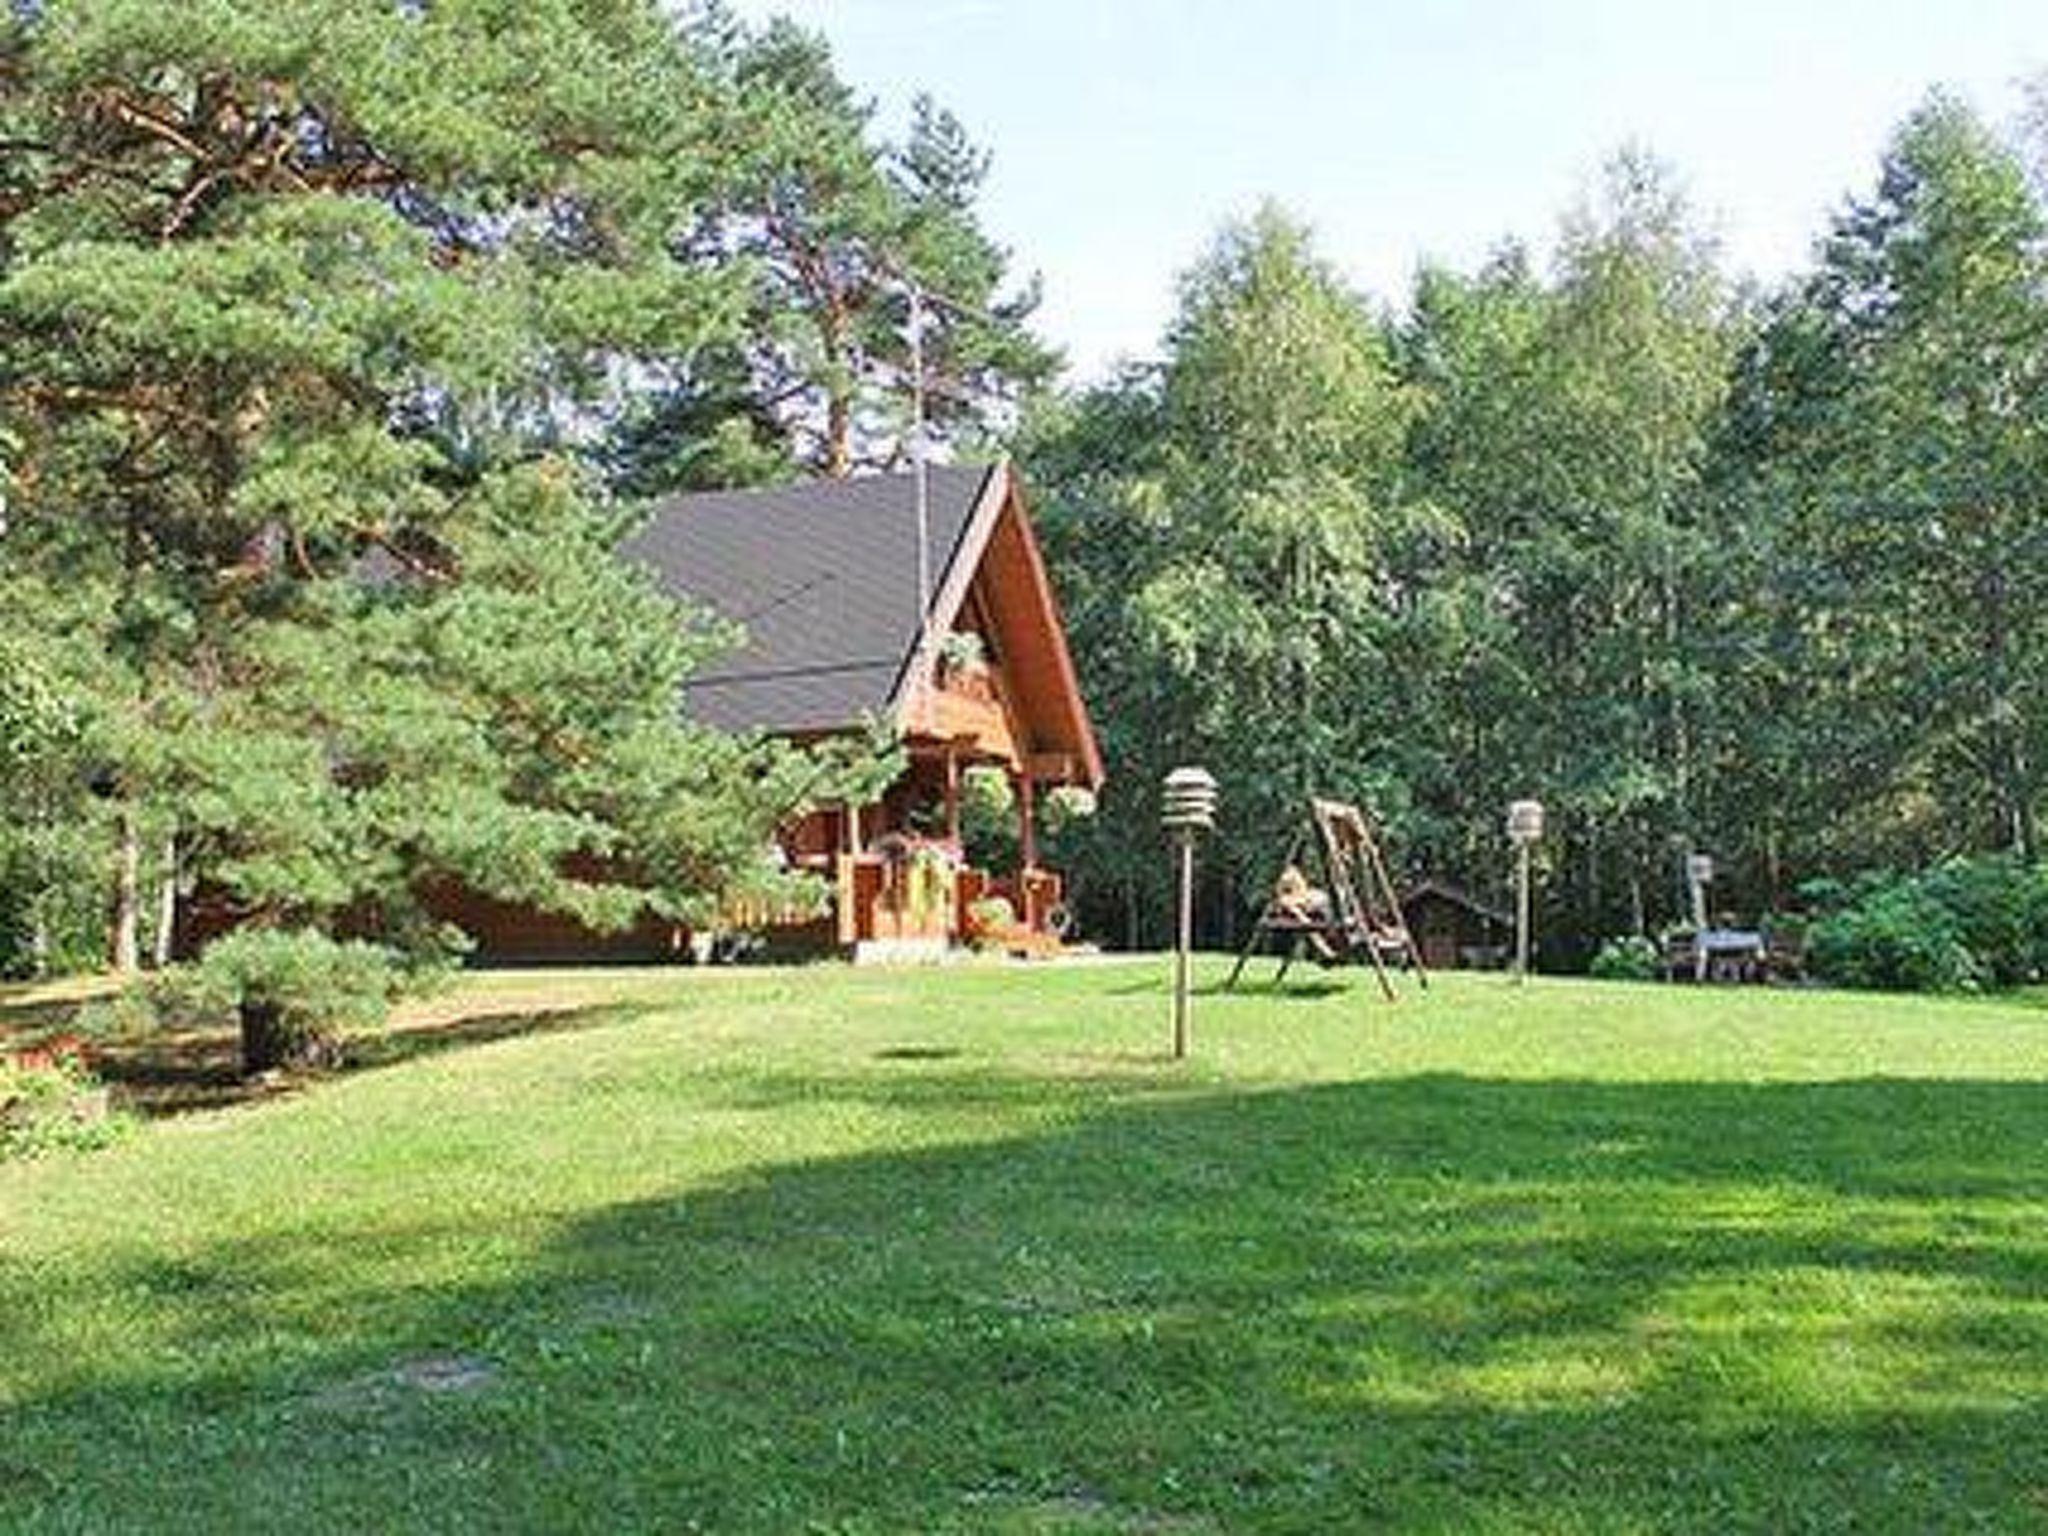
[1687,852,1712,983]
[944,748,961,847]
[1161,767,1218,1061]
[1506,799,1544,985]
[1513,841,1532,984]
[1016,773,1037,871]
[1174,830,1194,1060]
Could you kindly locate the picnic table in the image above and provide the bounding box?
[1665,927,1765,982]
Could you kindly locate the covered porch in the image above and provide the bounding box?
[784,716,1092,954]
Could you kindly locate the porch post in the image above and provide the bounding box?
[944,747,961,847]
[1017,773,1037,871]
[1014,772,1040,931]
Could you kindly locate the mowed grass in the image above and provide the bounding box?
[3,962,2046,1534]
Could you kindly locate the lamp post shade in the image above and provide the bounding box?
[1506,798,1544,982]
[1162,766,1220,832]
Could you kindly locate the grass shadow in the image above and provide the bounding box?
[1104,972,1391,1001]
[339,1000,645,1075]
[6,1070,2045,1530]
[0,981,114,1039]
[62,999,648,1119]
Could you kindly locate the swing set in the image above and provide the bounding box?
[1224,797,1428,999]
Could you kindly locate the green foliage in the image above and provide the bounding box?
[1037,103,2048,961]
[1807,886,1982,994]
[0,1050,125,1161]
[957,763,1017,870]
[186,929,398,1068]
[0,0,884,985]
[1396,153,1739,960]
[1805,856,2048,992]
[1714,95,2048,878]
[1029,206,1428,941]
[0,622,102,977]
[607,15,1056,490]
[1032,180,1740,949]
[1588,934,1662,981]
[1042,784,1097,833]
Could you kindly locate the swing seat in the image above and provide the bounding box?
[1225,798,1428,998]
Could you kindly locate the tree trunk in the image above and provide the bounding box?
[1978,554,2034,859]
[240,999,286,1075]
[239,999,333,1076]
[825,390,853,478]
[29,898,49,980]
[153,831,178,968]
[111,802,141,977]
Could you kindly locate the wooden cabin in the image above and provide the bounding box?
[449,460,1103,961]
[1399,879,1513,970]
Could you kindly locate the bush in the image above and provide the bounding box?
[1914,856,2048,987]
[1,1046,126,1160]
[1800,855,2048,993]
[1588,934,1661,982]
[190,929,397,1074]
[965,895,1017,948]
[1043,785,1097,833]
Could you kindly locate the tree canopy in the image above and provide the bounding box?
[4,4,2044,986]
[1030,104,2048,959]
[0,0,889,1023]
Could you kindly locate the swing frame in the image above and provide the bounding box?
[1224,797,1429,998]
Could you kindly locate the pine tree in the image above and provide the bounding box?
[609,14,1057,491]
[0,0,876,1063]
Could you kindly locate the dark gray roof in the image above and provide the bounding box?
[623,464,997,735]
[1401,878,1512,929]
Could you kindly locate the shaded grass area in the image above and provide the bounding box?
[0,968,700,1117]
[3,963,2045,1532]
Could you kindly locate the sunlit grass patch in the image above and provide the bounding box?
[3,962,2044,1531]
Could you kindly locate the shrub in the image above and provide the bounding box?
[1588,934,1661,982]
[74,966,221,1041]
[1804,855,2048,993]
[1915,856,2048,987]
[1,1047,126,1160]
[190,929,398,1074]
[965,895,1017,949]
[1806,882,1984,993]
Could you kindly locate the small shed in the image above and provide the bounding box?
[1400,879,1513,970]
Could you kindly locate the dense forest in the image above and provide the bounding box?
[1030,102,2048,962]
[3,1,2047,1011]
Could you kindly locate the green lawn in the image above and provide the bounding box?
[4,962,2046,1533]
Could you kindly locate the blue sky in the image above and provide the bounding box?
[730,1,2047,381]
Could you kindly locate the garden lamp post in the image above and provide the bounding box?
[1507,799,1545,983]
[1685,852,1714,981]
[1162,767,1219,1060]
[1685,852,1714,930]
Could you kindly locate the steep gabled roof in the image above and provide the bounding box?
[1401,878,1513,929]
[623,464,996,736]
